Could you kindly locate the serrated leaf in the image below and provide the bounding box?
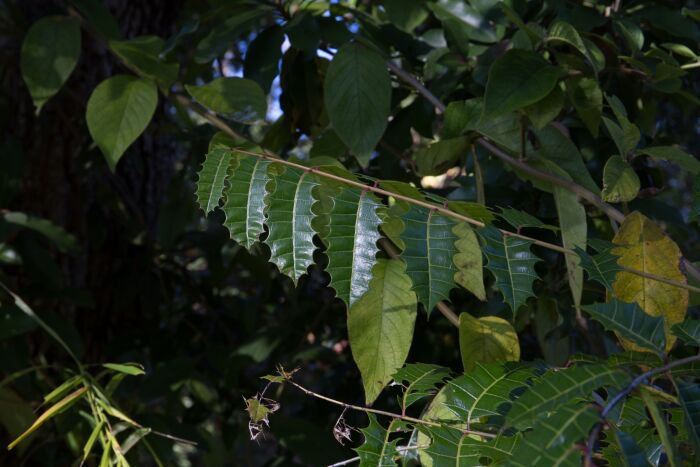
[263,164,319,283]
[452,222,485,300]
[196,148,233,214]
[21,16,81,112]
[396,205,460,313]
[671,320,700,346]
[637,145,700,175]
[393,363,450,410]
[322,187,383,307]
[507,364,627,429]
[445,362,538,427]
[186,77,267,123]
[348,259,417,404]
[419,426,519,467]
[602,155,640,203]
[497,207,557,231]
[86,75,158,172]
[508,403,598,467]
[582,299,666,355]
[458,313,520,371]
[355,414,400,467]
[576,241,623,290]
[612,211,688,352]
[480,225,540,315]
[324,42,391,164]
[483,49,561,118]
[221,154,271,248]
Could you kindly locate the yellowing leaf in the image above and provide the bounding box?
[458,313,520,371]
[612,211,688,351]
[453,222,485,301]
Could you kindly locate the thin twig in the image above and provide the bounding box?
[583,354,700,466]
[283,374,497,439]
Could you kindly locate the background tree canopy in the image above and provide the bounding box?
[1,0,700,465]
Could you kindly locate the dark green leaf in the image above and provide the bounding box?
[186,77,267,124]
[110,36,179,88]
[195,148,233,214]
[602,155,640,203]
[3,212,79,254]
[392,363,450,410]
[672,320,700,347]
[415,138,469,176]
[355,415,400,467]
[566,76,602,137]
[576,240,622,290]
[637,146,700,175]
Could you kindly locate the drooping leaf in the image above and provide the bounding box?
[671,320,700,347]
[506,364,627,429]
[576,240,623,290]
[452,222,485,301]
[324,42,391,164]
[637,146,700,175]
[508,402,598,467]
[566,76,602,137]
[195,148,233,214]
[640,387,681,467]
[2,212,79,254]
[458,313,520,371]
[535,298,570,367]
[21,16,81,112]
[480,225,540,316]
[674,380,700,455]
[483,49,561,118]
[110,36,179,88]
[613,431,653,467]
[392,363,450,411]
[582,300,666,355]
[602,155,640,203]
[395,205,459,313]
[321,187,383,307]
[86,75,158,172]
[445,362,538,427]
[348,259,417,404]
[354,415,400,467]
[243,25,285,93]
[612,211,688,352]
[221,154,271,248]
[263,164,319,284]
[419,426,519,467]
[186,77,267,123]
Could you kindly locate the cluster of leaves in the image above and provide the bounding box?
[4,0,700,465]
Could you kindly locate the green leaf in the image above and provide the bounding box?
[3,212,79,254]
[86,75,158,172]
[441,99,482,139]
[392,363,450,411]
[102,363,145,376]
[355,415,400,467]
[322,187,383,307]
[674,380,700,455]
[523,85,564,130]
[459,313,520,371]
[414,138,469,176]
[613,431,653,467]
[582,300,666,355]
[42,375,83,405]
[396,205,460,313]
[547,20,600,73]
[603,116,640,157]
[244,25,285,93]
[383,0,428,33]
[566,76,602,138]
[483,49,561,118]
[507,364,627,429]
[480,225,540,315]
[671,320,700,346]
[324,42,391,164]
[509,403,599,466]
[602,155,640,203]
[497,207,555,231]
[348,259,417,404]
[576,240,623,290]
[186,77,267,123]
[110,36,179,88]
[640,387,681,467]
[452,222,485,301]
[445,362,538,427]
[691,175,700,224]
[195,148,233,214]
[613,20,644,54]
[82,420,104,462]
[637,146,700,175]
[419,426,519,467]
[263,164,319,284]
[68,0,120,41]
[428,0,504,44]
[21,16,81,112]
[221,154,271,248]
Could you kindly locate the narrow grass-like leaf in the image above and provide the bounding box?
[393,363,450,411]
[507,364,627,429]
[263,163,319,283]
[480,225,540,315]
[196,148,233,213]
[102,362,145,376]
[42,375,83,404]
[583,300,666,355]
[221,154,271,248]
[671,320,700,347]
[82,420,105,462]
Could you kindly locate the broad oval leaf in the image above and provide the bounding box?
[110,36,179,88]
[453,222,485,301]
[566,76,602,137]
[86,75,158,172]
[612,212,688,352]
[186,77,267,123]
[602,155,640,203]
[415,138,469,176]
[21,16,81,112]
[458,312,520,371]
[671,320,700,347]
[483,49,561,118]
[324,42,391,164]
[348,259,417,404]
[196,148,233,214]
